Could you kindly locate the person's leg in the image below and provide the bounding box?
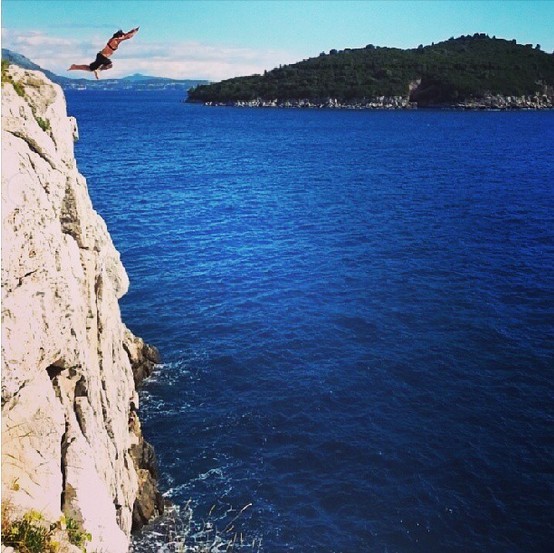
[68,64,92,71]
[91,63,112,79]
[96,63,113,79]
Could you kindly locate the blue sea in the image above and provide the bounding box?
[66,90,554,553]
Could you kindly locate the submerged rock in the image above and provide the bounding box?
[124,327,161,387]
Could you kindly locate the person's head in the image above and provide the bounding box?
[112,30,124,38]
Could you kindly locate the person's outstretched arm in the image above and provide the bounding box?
[121,27,139,41]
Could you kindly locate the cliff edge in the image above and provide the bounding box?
[2,66,162,552]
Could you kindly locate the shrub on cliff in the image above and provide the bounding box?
[1,503,92,553]
[1,59,25,97]
[1,508,58,553]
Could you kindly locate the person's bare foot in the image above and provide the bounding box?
[68,64,76,70]
[94,70,100,80]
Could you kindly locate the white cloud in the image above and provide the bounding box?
[3,28,98,70]
[2,28,298,81]
[20,33,74,48]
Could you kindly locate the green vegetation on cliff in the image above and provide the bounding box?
[187,34,554,106]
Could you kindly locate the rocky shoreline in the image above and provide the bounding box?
[452,93,554,110]
[202,92,553,110]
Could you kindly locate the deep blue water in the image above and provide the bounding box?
[67,90,554,553]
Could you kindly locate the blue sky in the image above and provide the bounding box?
[2,0,553,80]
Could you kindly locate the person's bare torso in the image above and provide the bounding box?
[100,39,120,57]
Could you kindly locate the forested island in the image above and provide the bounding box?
[187,34,554,109]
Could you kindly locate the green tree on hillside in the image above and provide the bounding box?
[188,35,554,106]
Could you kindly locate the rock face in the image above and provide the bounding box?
[205,91,554,110]
[2,66,162,552]
[205,95,418,109]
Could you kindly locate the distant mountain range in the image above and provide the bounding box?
[1,49,208,91]
[187,34,554,108]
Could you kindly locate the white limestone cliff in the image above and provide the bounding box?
[2,66,161,552]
